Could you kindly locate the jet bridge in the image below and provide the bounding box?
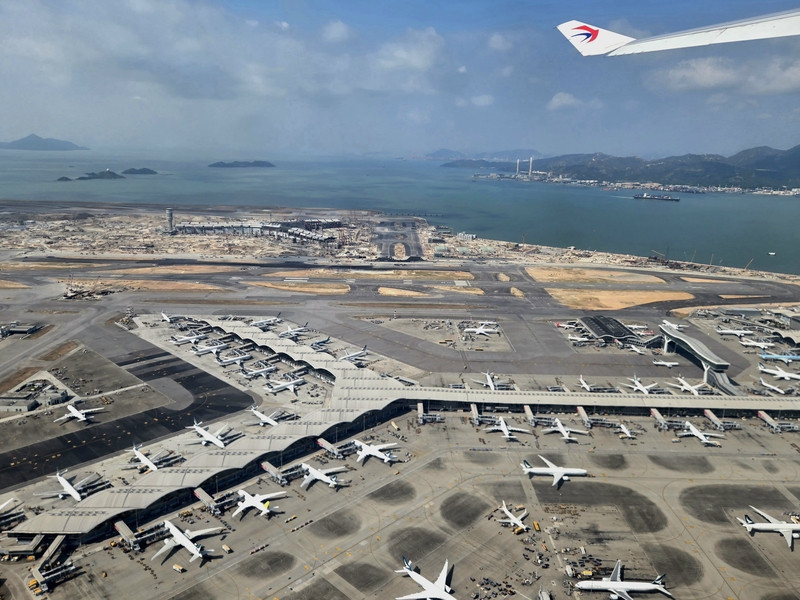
[758,410,800,433]
[704,409,742,432]
[417,403,443,424]
[659,325,730,374]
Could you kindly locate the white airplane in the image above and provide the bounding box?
[661,320,688,330]
[54,404,104,424]
[738,506,800,548]
[622,375,657,395]
[558,8,800,57]
[578,375,594,391]
[310,336,331,348]
[616,423,637,439]
[575,560,672,600]
[395,557,456,600]
[627,344,644,355]
[464,324,499,337]
[279,322,309,338]
[340,345,368,361]
[171,332,207,345]
[653,359,680,368]
[0,498,15,513]
[759,363,800,381]
[299,463,348,489]
[538,586,552,600]
[521,456,588,486]
[34,469,93,502]
[497,500,529,531]
[717,326,754,338]
[241,363,277,379]
[741,338,775,350]
[568,334,591,343]
[161,312,184,323]
[625,323,647,330]
[761,352,800,365]
[353,439,398,464]
[471,371,508,391]
[128,444,163,472]
[215,351,252,366]
[264,377,306,395]
[677,421,725,447]
[185,420,229,449]
[541,417,589,443]
[665,377,707,397]
[251,313,281,327]
[231,489,287,518]
[484,416,530,440]
[760,377,786,395]
[248,405,284,427]
[192,341,229,355]
[151,519,221,564]
[555,321,576,329]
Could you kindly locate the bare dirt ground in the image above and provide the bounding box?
[545,288,694,310]
[429,285,485,295]
[527,267,665,284]
[106,265,242,275]
[719,294,770,299]
[0,279,29,289]
[267,269,474,280]
[377,287,429,297]
[39,341,79,361]
[510,287,524,298]
[0,367,41,394]
[681,277,727,283]
[497,273,510,282]
[249,282,351,295]
[72,279,228,293]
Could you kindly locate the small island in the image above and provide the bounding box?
[208,161,275,168]
[72,170,125,180]
[122,168,158,175]
[56,176,73,182]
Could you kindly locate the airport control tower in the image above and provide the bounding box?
[166,208,174,232]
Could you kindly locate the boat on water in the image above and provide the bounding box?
[633,193,680,202]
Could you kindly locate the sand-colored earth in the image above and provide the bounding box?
[0,279,29,289]
[510,287,525,298]
[74,279,227,293]
[545,289,693,310]
[268,268,474,280]
[527,267,664,284]
[393,244,407,260]
[429,285,485,295]
[719,294,770,299]
[681,277,726,283]
[378,287,429,297]
[250,281,350,295]
[0,262,109,271]
[106,265,239,275]
[497,273,510,282]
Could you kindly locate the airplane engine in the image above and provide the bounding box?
[562,476,570,481]
[610,595,619,600]
[793,533,800,539]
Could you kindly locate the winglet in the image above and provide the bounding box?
[557,20,635,56]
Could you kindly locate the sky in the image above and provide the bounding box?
[2,0,800,157]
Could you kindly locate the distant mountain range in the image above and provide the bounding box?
[442,144,800,188]
[209,160,275,168]
[0,134,88,151]
[426,148,543,161]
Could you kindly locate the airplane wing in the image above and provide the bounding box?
[231,505,245,518]
[73,474,96,489]
[781,530,794,547]
[256,492,287,502]
[538,456,557,469]
[507,427,530,434]
[212,424,230,438]
[184,527,221,541]
[551,472,564,487]
[300,473,315,488]
[540,427,558,434]
[750,506,783,524]
[322,466,349,475]
[609,560,622,582]
[151,539,178,562]
[81,408,104,414]
[566,428,588,435]
[483,426,502,433]
[607,590,634,600]
[396,593,432,600]
[434,559,451,592]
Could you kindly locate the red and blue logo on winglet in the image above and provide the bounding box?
[571,25,599,43]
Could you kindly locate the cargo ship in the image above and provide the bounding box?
[633,193,679,202]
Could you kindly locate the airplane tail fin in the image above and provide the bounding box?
[396,556,413,573]
[652,574,667,585]
[521,460,532,469]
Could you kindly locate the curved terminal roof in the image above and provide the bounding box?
[659,325,730,372]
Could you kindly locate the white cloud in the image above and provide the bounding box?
[471,94,494,107]
[372,27,444,72]
[500,65,513,77]
[322,20,350,43]
[707,93,728,105]
[656,58,739,91]
[454,97,468,107]
[488,33,511,51]
[458,65,467,73]
[547,92,602,111]
[245,19,258,27]
[756,113,773,119]
[275,21,290,31]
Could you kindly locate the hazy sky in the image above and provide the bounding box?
[3,0,800,157]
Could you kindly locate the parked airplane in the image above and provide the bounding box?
[0,498,15,513]
[471,371,508,391]
[464,324,499,337]
[555,322,576,329]
[299,463,348,489]
[575,559,672,600]
[215,351,252,366]
[340,345,368,362]
[538,586,552,600]
[665,377,708,397]
[161,312,184,323]
[484,416,530,440]
[151,519,221,564]
[251,313,282,328]
[264,377,306,395]
[661,320,688,330]
[498,500,529,531]
[558,8,800,57]
[34,469,94,502]
[185,420,230,449]
[625,324,648,330]
[191,341,228,355]
[171,332,207,345]
[760,377,786,395]
[569,334,591,343]
[395,557,457,600]
[241,363,277,379]
[520,456,588,486]
[127,444,166,472]
[353,439,398,464]
[248,406,283,427]
[310,336,331,348]
[231,490,287,518]
[759,363,800,381]
[741,338,775,350]
[541,418,589,443]
[54,404,104,424]
[622,375,657,395]
[279,322,309,338]
[717,326,754,338]
[653,359,680,368]
[738,506,800,548]
[760,353,800,365]
[677,421,725,447]
[578,375,594,392]
[317,438,344,459]
[616,423,637,439]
